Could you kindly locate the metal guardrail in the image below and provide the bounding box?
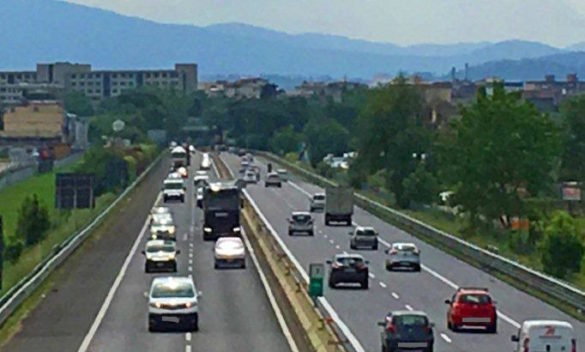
[216,153,363,352]
[258,151,585,316]
[0,152,164,327]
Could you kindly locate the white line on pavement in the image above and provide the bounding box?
[335,245,340,249]
[77,193,161,352]
[379,282,387,288]
[329,239,334,244]
[288,180,312,197]
[368,273,375,279]
[188,266,192,272]
[185,332,191,342]
[189,259,193,265]
[392,292,399,299]
[323,234,328,238]
[185,345,192,352]
[440,333,452,343]
[405,304,413,311]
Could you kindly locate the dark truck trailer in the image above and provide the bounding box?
[202,183,241,241]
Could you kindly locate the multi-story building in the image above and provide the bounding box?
[0,62,198,105]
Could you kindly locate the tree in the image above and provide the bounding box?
[540,211,584,279]
[303,117,349,166]
[356,78,429,208]
[15,194,51,246]
[440,85,560,226]
[62,91,94,116]
[559,95,585,182]
[270,125,303,155]
[402,162,439,207]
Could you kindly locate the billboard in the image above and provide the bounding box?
[561,182,582,202]
[55,173,95,209]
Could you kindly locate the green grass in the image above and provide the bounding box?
[0,158,117,296]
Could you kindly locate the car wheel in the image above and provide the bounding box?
[328,279,336,288]
[362,278,369,289]
[214,262,219,269]
[373,243,378,250]
[288,230,293,236]
[241,260,246,269]
[192,317,199,332]
[426,345,434,352]
[414,264,421,272]
[163,197,168,203]
[148,319,157,332]
[447,320,452,330]
[487,322,497,334]
[277,183,282,187]
[386,264,393,271]
[350,243,356,250]
[309,231,314,236]
[452,323,460,332]
[310,207,314,212]
[145,264,151,273]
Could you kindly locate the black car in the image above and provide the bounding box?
[378,311,434,352]
[349,226,379,250]
[326,254,369,289]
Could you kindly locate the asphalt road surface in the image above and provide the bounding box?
[221,152,585,352]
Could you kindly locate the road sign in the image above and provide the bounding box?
[309,263,324,298]
[561,182,582,201]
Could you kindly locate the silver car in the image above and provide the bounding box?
[150,217,176,241]
[385,242,421,271]
[243,169,258,184]
[309,193,325,212]
[148,276,200,332]
[276,168,288,181]
[288,211,314,236]
[214,237,246,269]
[142,239,179,273]
[349,226,379,250]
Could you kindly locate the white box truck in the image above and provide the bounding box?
[324,186,353,226]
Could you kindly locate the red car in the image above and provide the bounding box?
[445,287,497,333]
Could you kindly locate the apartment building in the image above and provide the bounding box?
[0,62,198,105]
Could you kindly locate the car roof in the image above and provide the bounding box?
[216,237,243,244]
[456,287,490,294]
[522,320,573,330]
[164,178,184,183]
[146,239,175,247]
[388,310,429,317]
[151,276,194,288]
[292,211,311,216]
[313,192,325,196]
[335,253,364,260]
[356,226,376,231]
[152,206,170,213]
[267,172,279,176]
[392,242,417,248]
[277,168,287,172]
[153,217,174,224]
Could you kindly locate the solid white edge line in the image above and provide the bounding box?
[77,192,162,352]
[284,162,524,329]
[221,154,366,352]
[440,333,452,343]
[241,229,300,352]
[221,155,300,352]
[288,180,312,198]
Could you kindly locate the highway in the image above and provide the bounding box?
[221,152,585,352]
[3,153,291,352]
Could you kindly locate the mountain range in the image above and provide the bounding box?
[1,0,585,81]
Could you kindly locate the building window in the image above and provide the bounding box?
[112,89,118,94]
[112,73,117,78]
[71,82,76,86]
[153,73,159,78]
[87,89,93,93]
[120,81,126,86]
[95,89,101,94]
[162,81,168,85]
[80,82,85,86]
[88,81,93,86]
[80,74,85,79]
[162,73,167,78]
[71,74,76,79]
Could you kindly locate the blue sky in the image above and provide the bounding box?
[64,0,585,47]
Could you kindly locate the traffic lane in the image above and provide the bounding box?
[242,183,500,352]
[1,157,169,352]
[286,176,585,337]
[189,209,291,352]
[85,159,197,352]
[249,154,585,336]
[190,153,292,352]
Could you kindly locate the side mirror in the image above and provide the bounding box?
[197,291,203,297]
[326,260,332,264]
[365,260,370,265]
[444,299,451,304]
[348,231,353,236]
[511,335,519,342]
[141,250,146,255]
[377,321,385,327]
[384,249,389,254]
[430,322,435,328]
[492,300,497,304]
[176,250,181,255]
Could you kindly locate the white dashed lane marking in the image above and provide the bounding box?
[440,333,452,343]
[379,282,387,288]
[405,304,413,311]
[392,292,399,299]
[368,273,375,279]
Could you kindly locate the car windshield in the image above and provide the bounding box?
[393,315,429,326]
[151,282,195,298]
[293,214,310,222]
[146,244,175,253]
[217,239,244,250]
[164,182,183,190]
[458,294,491,304]
[153,219,174,226]
[336,256,364,266]
[357,229,376,236]
[395,244,417,252]
[313,195,325,200]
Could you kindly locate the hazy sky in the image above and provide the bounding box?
[63,0,585,47]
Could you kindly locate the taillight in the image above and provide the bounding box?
[572,338,576,352]
[522,337,529,352]
[332,262,341,269]
[389,250,398,255]
[423,324,432,334]
[386,322,396,333]
[356,262,366,270]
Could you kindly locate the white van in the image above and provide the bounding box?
[512,320,576,352]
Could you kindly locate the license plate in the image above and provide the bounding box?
[345,268,356,273]
[162,316,180,323]
[156,262,165,267]
[462,317,491,323]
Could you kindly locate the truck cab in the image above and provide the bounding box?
[202,182,241,241]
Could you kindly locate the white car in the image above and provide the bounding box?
[243,170,258,184]
[151,206,171,216]
[200,153,211,170]
[214,237,246,269]
[151,212,173,226]
[385,242,421,271]
[512,320,576,352]
[148,276,200,332]
[193,173,209,187]
[309,193,325,212]
[177,166,188,179]
[150,217,176,240]
[163,178,185,203]
[276,168,288,181]
[142,239,179,273]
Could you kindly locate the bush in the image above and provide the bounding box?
[4,240,24,264]
[15,194,51,247]
[284,152,299,164]
[540,211,584,279]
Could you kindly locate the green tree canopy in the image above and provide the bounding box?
[303,117,349,166]
[440,85,560,225]
[559,95,585,182]
[62,91,94,116]
[540,211,584,278]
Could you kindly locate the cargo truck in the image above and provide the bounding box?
[324,186,353,226]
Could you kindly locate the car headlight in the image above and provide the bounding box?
[168,227,176,234]
[167,253,175,260]
[204,227,212,233]
[233,227,241,232]
[149,302,162,308]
